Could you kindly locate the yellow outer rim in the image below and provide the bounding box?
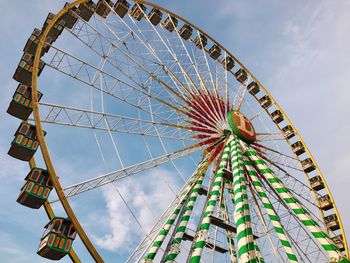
[30,0,348,261]
[32,0,104,262]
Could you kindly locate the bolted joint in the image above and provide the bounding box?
[169,243,181,254]
[141,259,153,263]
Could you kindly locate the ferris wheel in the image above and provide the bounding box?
[6,0,349,262]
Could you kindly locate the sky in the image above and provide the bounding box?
[0,0,350,262]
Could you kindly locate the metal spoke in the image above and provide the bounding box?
[233,76,251,111]
[37,102,193,141]
[256,132,285,142]
[252,144,302,172]
[109,7,224,129]
[52,144,203,201]
[68,15,188,117]
[45,46,181,124]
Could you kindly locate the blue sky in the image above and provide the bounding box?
[0,0,350,262]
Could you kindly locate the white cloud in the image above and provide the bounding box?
[93,168,179,252]
[265,0,350,241]
[95,184,133,251]
[0,233,35,263]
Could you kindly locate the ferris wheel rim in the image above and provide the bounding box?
[27,0,349,261]
[31,1,103,261]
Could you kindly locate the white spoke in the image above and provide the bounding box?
[37,102,193,141]
[54,145,203,201]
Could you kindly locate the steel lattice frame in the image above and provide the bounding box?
[6,0,348,262]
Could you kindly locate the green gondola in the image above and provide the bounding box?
[7,84,42,120]
[8,122,45,161]
[77,0,96,22]
[95,0,113,18]
[42,13,65,42]
[37,217,77,260]
[13,53,45,86]
[17,168,53,209]
[61,2,79,29]
[23,28,52,56]
[114,0,131,19]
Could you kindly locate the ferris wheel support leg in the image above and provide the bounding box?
[221,183,237,263]
[243,157,298,262]
[229,136,263,263]
[188,137,232,263]
[242,143,349,263]
[141,191,186,261]
[127,160,209,263]
[142,159,210,261]
[163,172,206,261]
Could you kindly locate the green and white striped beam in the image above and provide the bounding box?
[230,136,263,263]
[243,157,298,262]
[242,142,348,263]
[143,158,210,262]
[221,184,237,263]
[189,136,233,263]
[164,172,206,262]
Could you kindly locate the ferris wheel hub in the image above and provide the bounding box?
[227,110,256,144]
